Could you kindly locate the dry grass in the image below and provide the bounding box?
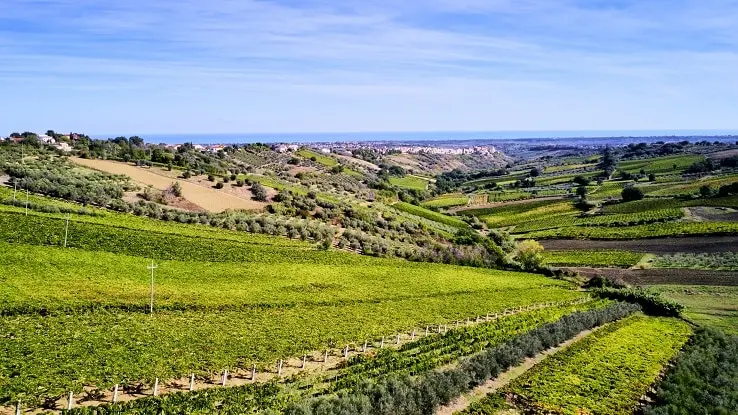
[71,158,266,213]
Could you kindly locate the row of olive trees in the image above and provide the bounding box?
[281,302,641,415]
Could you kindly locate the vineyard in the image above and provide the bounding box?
[505,315,691,414]
[392,201,469,228]
[421,193,469,208]
[0,201,586,408]
[618,154,704,174]
[520,220,738,239]
[653,252,738,270]
[542,250,645,268]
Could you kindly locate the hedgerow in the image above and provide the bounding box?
[644,328,738,415]
[283,302,640,415]
[592,288,684,317]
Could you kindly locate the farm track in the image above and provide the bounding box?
[4,302,575,415]
[564,267,738,286]
[450,196,565,213]
[541,235,738,253]
[435,325,604,415]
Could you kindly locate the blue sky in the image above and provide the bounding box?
[1,0,737,135]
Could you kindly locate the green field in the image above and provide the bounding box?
[652,252,738,271]
[506,315,691,414]
[521,221,738,239]
[0,204,584,404]
[651,286,738,335]
[389,175,430,190]
[467,200,576,229]
[296,149,339,167]
[618,154,704,174]
[542,250,644,268]
[393,201,469,228]
[421,193,469,208]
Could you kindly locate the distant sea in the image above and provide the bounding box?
[100,130,738,145]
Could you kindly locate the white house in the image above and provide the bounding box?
[38,134,56,144]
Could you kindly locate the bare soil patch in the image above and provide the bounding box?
[541,236,738,254]
[707,149,738,159]
[334,154,380,171]
[71,158,266,213]
[564,267,738,286]
[688,207,738,222]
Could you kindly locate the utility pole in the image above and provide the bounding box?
[64,213,71,247]
[148,259,158,314]
[25,189,29,215]
[12,180,17,202]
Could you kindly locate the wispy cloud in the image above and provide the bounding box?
[0,0,736,133]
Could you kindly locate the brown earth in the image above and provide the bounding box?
[71,158,267,213]
[707,149,738,159]
[541,236,738,254]
[564,267,738,286]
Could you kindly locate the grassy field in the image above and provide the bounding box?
[389,175,430,190]
[618,154,704,174]
[393,201,469,228]
[506,315,691,414]
[542,250,645,268]
[651,285,738,334]
[296,149,339,167]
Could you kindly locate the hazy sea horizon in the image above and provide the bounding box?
[96,129,738,145]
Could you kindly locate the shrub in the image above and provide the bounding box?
[621,186,644,202]
[592,287,683,316]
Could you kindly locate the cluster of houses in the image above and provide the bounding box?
[0,133,73,152]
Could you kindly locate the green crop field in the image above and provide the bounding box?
[421,193,469,208]
[618,154,704,174]
[393,201,469,228]
[506,315,691,414]
[542,250,644,268]
[603,195,738,213]
[296,149,339,167]
[0,203,586,405]
[521,221,738,239]
[653,252,738,271]
[486,191,533,202]
[651,286,738,335]
[0,243,581,405]
[544,163,597,173]
[389,175,430,190]
[462,199,574,229]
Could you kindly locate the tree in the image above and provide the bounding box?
[251,182,268,201]
[699,185,714,198]
[598,146,616,176]
[170,182,183,197]
[576,185,588,198]
[648,173,656,181]
[514,240,544,271]
[621,186,644,202]
[530,167,541,177]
